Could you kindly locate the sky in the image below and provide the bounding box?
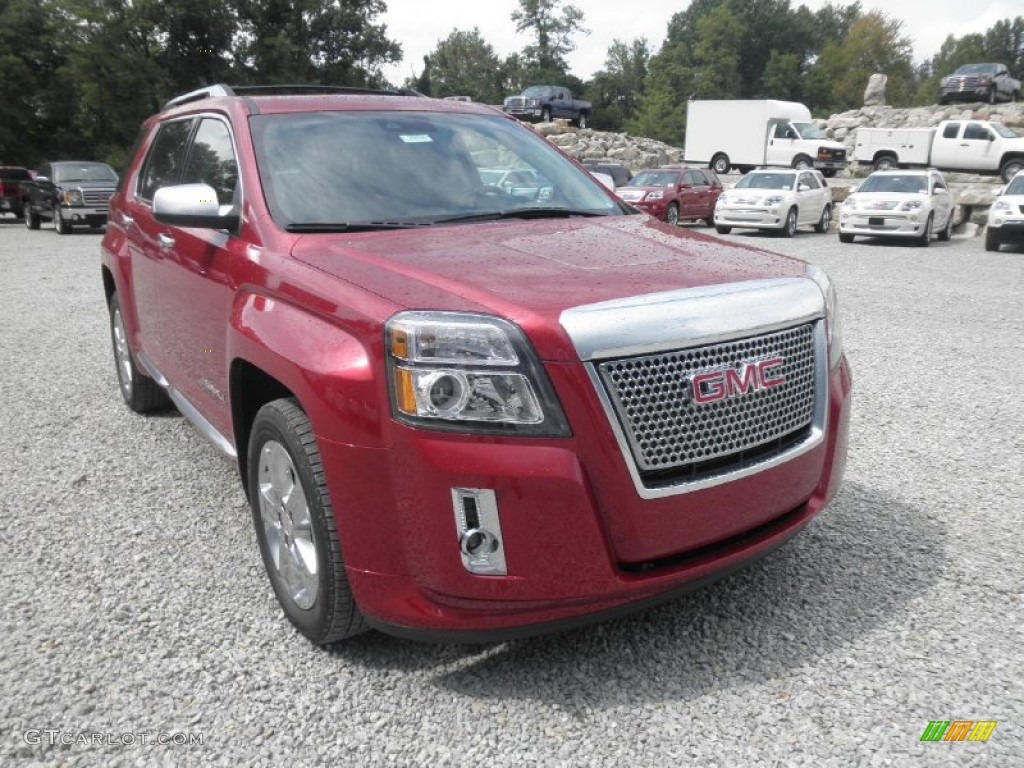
[380,0,1022,85]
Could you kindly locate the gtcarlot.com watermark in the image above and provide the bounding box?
[24,730,203,747]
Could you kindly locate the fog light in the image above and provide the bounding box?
[452,488,506,575]
[994,218,1004,226]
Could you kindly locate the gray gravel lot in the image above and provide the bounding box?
[1,217,1022,767]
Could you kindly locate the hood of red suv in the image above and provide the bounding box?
[291,214,804,360]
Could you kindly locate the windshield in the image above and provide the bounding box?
[858,175,928,193]
[629,171,680,188]
[991,122,1019,139]
[521,86,554,98]
[734,173,796,190]
[954,63,997,75]
[792,122,827,140]
[53,163,118,183]
[251,111,619,229]
[1005,175,1024,195]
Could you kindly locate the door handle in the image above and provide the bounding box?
[158,233,175,250]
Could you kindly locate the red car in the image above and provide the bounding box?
[617,166,723,225]
[0,166,31,219]
[101,85,851,644]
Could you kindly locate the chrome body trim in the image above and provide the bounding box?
[451,488,507,576]
[136,350,237,460]
[558,278,825,361]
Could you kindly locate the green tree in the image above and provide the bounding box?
[511,0,587,81]
[420,28,505,103]
[585,38,650,131]
[150,0,238,92]
[233,0,401,86]
[690,5,744,98]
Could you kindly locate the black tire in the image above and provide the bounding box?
[917,213,933,247]
[937,212,953,242]
[814,205,832,233]
[715,225,732,234]
[665,202,680,226]
[822,169,837,178]
[540,107,552,123]
[54,207,71,235]
[1000,158,1024,184]
[792,155,812,171]
[873,154,898,172]
[1012,91,1020,103]
[248,398,367,645]
[781,207,798,237]
[737,166,754,175]
[576,111,588,129]
[108,293,170,412]
[711,153,731,175]
[24,204,40,230]
[985,229,1000,252]
[988,86,997,104]
[839,232,854,244]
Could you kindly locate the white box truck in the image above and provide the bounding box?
[854,121,1024,182]
[684,100,848,177]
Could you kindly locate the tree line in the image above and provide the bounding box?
[2,0,1022,170]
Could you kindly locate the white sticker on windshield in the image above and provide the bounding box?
[400,134,433,144]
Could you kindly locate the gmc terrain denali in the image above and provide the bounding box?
[101,85,852,644]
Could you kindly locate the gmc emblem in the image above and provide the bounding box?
[691,357,786,405]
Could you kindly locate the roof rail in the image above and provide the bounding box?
[162,83,423,111]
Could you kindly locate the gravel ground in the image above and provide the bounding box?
[1,216,1021,767]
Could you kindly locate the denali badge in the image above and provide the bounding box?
[691,358,786,404]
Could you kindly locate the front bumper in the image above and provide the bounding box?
[631,199,669,218]
[59,206,108,224]
[941,85,992,101]
[320,356,852,639]
[715,205,785,230]
[987,217,1024,242]
[503,107,543,118]
[814,159,846,171]
[839,209,929,238]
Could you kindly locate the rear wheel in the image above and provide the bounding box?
[1000,158,1024,183]
[249,398,368,645]
[665,202,679,226]
[814,205,832,233]
[873,154,898,172]
[781,207,798,237]
[108,293,170,412]
[985,229,1000,252]
[711,153,731,175]
[917,213,933,247]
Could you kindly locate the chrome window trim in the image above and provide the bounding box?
[559,278,825,362]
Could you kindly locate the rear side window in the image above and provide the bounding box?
[942,123,960,139]
[182,118,239,207]
[138,119,195,201]
[0,168,31,181]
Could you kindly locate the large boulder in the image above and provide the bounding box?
[863,74,887,107]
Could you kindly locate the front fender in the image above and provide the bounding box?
[228,292,388,450]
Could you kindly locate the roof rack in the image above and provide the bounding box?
[162,83,422,111]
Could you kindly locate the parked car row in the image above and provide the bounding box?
[0,161,118,233]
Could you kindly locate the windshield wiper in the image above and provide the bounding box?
[284,222,427,233]
[431,208,610,225]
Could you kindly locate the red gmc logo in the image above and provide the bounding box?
[691,358,786,405]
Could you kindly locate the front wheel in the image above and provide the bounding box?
[917,213,933,247]
[937,212,953,242]
[711,153,731,175]
[781,207,798,238]
[814,205,832,233]
[988,86,997,104]
[985,229,1000,252]
[665,202,679,226]
[792,155,812,171]
[108,293,170,412]
[249,398,367,645]
[540,107,552,123]
[24,204,40,230]
[715,225,732,234]
[576,112,588,129]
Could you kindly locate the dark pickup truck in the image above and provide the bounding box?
[23,160,119,233]
[503,85,592,128]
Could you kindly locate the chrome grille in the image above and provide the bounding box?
[504,97,526,109]
[83,188,114,209]
[596,324,816,474]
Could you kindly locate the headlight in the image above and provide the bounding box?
[764,195,784,206]
[62,189,84,205]
[900,200,923,211]
[844,196,857,210]
[646,191,664,200]
[386,312,570,436]
[993,200,1011,211]
[805,265,844,370]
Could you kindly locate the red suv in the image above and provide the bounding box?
[617,166,723,225]
[101,85,851,645]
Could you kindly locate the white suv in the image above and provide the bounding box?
[985,171,1024,251]
[839,169,953,247]
[714,169,832,237]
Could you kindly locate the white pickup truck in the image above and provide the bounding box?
[854,120,1024,182]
